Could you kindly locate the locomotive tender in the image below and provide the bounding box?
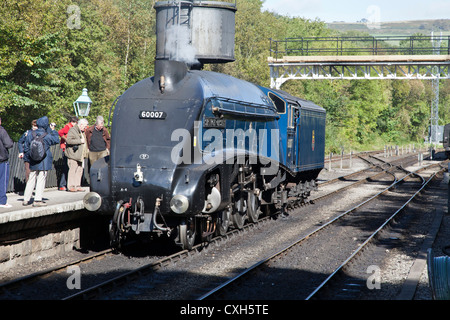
[83,0,326,250]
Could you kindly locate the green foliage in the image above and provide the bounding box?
[0,0,154,139]
[0,0,447,152]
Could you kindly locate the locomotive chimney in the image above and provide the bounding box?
[154,59,188,93]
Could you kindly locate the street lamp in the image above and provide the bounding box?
[73,88,92,117]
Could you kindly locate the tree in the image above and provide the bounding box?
[1,0,448,149]
[0,0,71,139]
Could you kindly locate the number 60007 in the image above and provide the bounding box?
[139,111,167,119]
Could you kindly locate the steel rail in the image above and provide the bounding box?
[319,151,391,186]
[311,163,396,204]
[318,150,417,189]
[312,152,426,203]
[8,156,377,300]
[0,150,441,299]
[62,218,272,300]
[369,154,426,183]
[60,156,440,300]
[0,249,113,293]
[60,156,388,299]
[323,150,381,165]
[305,170,440,300]
[197,161,441,300]
[62,248,194,300]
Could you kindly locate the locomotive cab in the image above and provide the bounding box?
[259,87,326,176]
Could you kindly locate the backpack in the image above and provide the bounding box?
[29,131,47,162]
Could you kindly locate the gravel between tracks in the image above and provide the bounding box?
[1,154,448,300]
[104,155,437,300]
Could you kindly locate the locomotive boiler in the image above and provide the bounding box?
[83,0,326,250]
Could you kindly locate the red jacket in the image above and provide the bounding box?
[58,122,74,151]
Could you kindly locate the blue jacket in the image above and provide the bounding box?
[23,116,60,171]
[18,129,34,162]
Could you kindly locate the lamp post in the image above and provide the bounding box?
[73,88,92,117]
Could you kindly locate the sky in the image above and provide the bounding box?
[261,0,450,23]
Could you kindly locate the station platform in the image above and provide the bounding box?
[0,187,100,272]
[0,188,88,226]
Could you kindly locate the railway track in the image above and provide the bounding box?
[0,151,444,300]
[197,160,445,300]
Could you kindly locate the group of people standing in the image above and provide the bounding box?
[59,116,110,192]
[0,115,110,208]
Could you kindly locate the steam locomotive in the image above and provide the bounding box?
[83,60,326,250]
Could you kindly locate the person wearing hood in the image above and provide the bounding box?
[22,116,60,207]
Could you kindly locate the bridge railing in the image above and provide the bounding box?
[269,36,450,60]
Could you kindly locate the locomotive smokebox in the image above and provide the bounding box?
[154,0,237,65]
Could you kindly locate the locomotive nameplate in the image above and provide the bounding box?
[139,110,167,119]
[203,117,226,128]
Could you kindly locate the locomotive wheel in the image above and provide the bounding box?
[216,205,232,236]
[247,192,260,223]
[178,218,196,250]
[109,222,120,250]
[231,195,246,229]
[109,200,124,249]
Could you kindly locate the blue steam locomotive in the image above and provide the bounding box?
[83,60,326,250]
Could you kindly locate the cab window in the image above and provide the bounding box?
[268,92,286,114]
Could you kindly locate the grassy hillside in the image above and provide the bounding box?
[327,19,450,36]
